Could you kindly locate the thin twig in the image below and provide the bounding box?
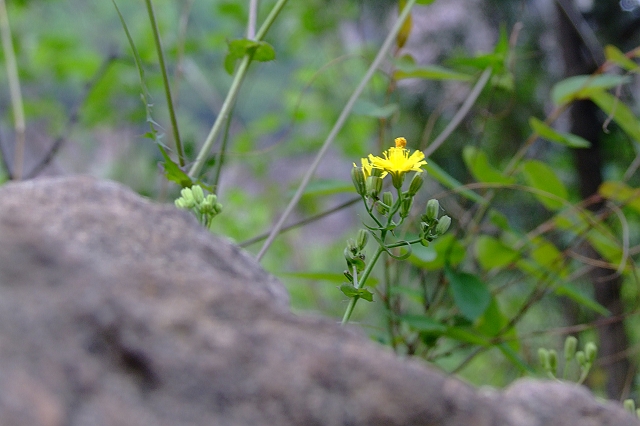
[239,196,359,247]
[144,0,185,167]
[25,54,119,179]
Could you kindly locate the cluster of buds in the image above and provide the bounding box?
[419,199,451,246]
[538,336,597,382]
[175,185,222,230]
[344,229,369,278]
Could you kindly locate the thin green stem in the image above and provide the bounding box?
[144,0,185,167]
[341,244,385,325]
[189,0,289,179]
[211,98,236,190]
[257,0,417,261]
[0,0,25,180]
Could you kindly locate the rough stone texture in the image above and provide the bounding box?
[0,176,636,426]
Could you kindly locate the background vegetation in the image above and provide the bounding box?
[2,0,640,401]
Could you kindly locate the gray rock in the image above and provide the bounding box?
[0,176,636,426]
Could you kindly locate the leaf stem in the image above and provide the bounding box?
[144,0,185,167]
[341,244,385,325]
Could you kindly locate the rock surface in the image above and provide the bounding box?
[0,176,636,426]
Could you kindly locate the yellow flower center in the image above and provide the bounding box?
[368,137,427,176]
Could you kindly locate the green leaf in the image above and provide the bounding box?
[529,117,590,148]
[339,284,374,302]
[589,90,640,142]
[352,100,399,118]
[475,235,519,270]
[394,64,472,82]
[554,284,609,316]
[463,146,514,184]
[409,243,437,263]
[158,145,193,188]
[605,45,639,73]
[529,236,566,276]
[224,39,276,74]
[416,0,436,4]
[551,74,631,106]
[521,159,569,210]
[408,233,465,270]
[599,181,640,213]
[445,266,492,321]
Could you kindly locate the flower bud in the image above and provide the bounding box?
[624,399,636,414]
[548,349,558,376]
[585,342,597,364]
[391,172,405,190]
[346,238,358,254]
[538,348,550,370]
[366,176,383,198]
[356,229,369,250]
[400,196,413,218]
[408,173,424,196]
[213,202,223,214]
[435,215,451,235]
[351,166,367,196]
[382,191,393,207]
[564,336,578,361]
[191,185,205,204]
[370,167,384,178]
[575,350,586,367]
[425,199,440,222]
[179,188,196,208]
[175,198,188,209]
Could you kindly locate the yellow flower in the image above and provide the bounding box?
[368,137,427,176]
[353,157,387,178]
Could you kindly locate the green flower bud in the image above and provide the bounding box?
[191,185,205,204]
[538,348,550,370]
[376,202,389,215]
[351,166,367,196]
[370,167,384,178]
[179,188,196,208]
[382,191,393,207]
[564,336,578,361]
[357,229,369,250]
[548,349,558,376]
[175,198,188,209]
[213,202,223,214]
[391,172,405,190]
[624,399,636,414]
[343,270,353,282]
[425,199,440,222]
[420,238,430,247]
[366,176,383,198]
[408,173,424,196]
[585,342,597,364]
[575,350,586,367]
[435,215,451,235]
[400,196,413,218]
[346,238,358,254]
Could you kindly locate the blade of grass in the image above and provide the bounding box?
[0,0,25,180]
[256,0,419,261]
[144,0,185,167]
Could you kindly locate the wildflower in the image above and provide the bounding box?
[368,137,427,188]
